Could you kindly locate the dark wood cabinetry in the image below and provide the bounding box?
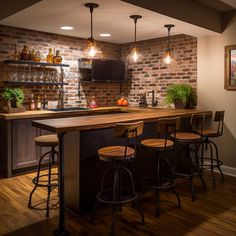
[12,119,40,170]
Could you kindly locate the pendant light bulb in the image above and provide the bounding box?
[163,24,175,65]
[127,15,142,63]
[84,3,102,59]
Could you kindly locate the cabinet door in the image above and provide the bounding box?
[12,119,40,170]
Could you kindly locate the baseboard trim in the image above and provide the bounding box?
[215,165,236,177]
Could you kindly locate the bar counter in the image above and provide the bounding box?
[32,107,211,233]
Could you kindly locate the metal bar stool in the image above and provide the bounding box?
[199,111,225,188]
[140,117,181,217]
[173,113,206,201]
[28,134,59,217]
[91,121,145,236]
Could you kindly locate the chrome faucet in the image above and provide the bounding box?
[148,90,158,107]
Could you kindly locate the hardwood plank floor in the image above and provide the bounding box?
[0,171,236,236]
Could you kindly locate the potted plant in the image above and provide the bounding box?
[165,83,196,109]
[2,87,25,108]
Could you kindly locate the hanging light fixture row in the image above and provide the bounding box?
[83,2,175,64]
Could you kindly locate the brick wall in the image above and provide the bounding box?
[0,25,197,109]
[121,34,197,107]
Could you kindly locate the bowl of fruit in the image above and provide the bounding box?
[117,96,128,106]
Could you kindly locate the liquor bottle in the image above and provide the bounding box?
[35,95,42,110]
[34,51,41,62]
[30,94,35,110]
[21,45,30,60]
[53,50,62,64]
[43,94,48,110]
[46,48,54,63]
[12,44,19,60]
[29,49,35,61]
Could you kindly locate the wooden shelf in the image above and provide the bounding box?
[3,81,69,86]
[4,60,70,67]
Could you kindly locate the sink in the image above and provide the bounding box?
[49,107,89,112]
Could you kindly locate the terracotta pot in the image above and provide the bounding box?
[174,100,186,109]
[11,99,17,108]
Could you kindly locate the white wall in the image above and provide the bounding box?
[198,15,236,171]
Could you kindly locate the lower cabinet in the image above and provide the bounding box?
[12,119,41,170]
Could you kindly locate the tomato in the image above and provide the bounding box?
[117,99,123,106]
[122,100,128,106]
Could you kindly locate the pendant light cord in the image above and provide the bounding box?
[90,5,94,39]
[167,27,170,51]
[134,18,137,43]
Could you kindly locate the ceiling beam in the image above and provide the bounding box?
[0,0,41,21]
[122,0,224,32]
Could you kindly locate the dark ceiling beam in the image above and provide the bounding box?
[0,0,41,21]
[122,0,225,32]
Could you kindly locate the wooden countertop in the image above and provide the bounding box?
[32,108,210,133]
[0,106,135,120]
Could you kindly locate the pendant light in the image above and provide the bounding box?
[127,15,142,63]
[84,3,102,59]
[163,24,175,64]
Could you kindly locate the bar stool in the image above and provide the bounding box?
[91,121,144,236]
[199,111,225,188]
[173,113,206,201]
[140,117,181,217]
[28,134,59,217]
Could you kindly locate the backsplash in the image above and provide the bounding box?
[0,25,197,108]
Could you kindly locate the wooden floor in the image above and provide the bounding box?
[1,171,236,236]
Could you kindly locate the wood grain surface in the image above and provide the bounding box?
[32,108,211,133]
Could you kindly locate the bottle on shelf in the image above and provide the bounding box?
[43,94,48,110]
[30,94,35,110]
[53,50,62,64]
[29,49,35,61]
[35,95,42,110]
[21,45,30,60]
[34,51,41,62]
[46,48,54,63]
[12,44,20,61]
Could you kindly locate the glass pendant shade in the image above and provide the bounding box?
[84,38,102,59]
[163,50,174,64]
[84,3,102,59]
[127,46,142,63]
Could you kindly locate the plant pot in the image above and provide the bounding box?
[174,100,186,109]
[11,99,18,108]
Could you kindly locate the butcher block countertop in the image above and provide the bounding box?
[0,106,138,120]
[32,107,211,133]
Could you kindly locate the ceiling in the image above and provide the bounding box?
[0,0,235,44]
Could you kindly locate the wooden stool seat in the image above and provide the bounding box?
[173,132,201,143]
[98,146,135,161]
[196,128,218,137]
[34,134,58,147]
[141,138,174,150]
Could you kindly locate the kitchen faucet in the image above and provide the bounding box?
[148,90,158,107]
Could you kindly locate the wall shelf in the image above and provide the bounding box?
[3,81,69,86]
[4,60,70,67]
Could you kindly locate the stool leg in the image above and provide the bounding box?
[210,140,224,183]
[208,142,216,189]
[111,207,116,236]
[156,157,161,217]
[123,166,144,224]
[172,188,181,208]
[46,148,53,217]
[190,176,195,202]
[195,145,206,193]
[90,201,100,224]
[28,151,50,208]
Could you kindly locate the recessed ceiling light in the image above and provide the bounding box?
[60,26,74,30]
[100,33,111,37]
